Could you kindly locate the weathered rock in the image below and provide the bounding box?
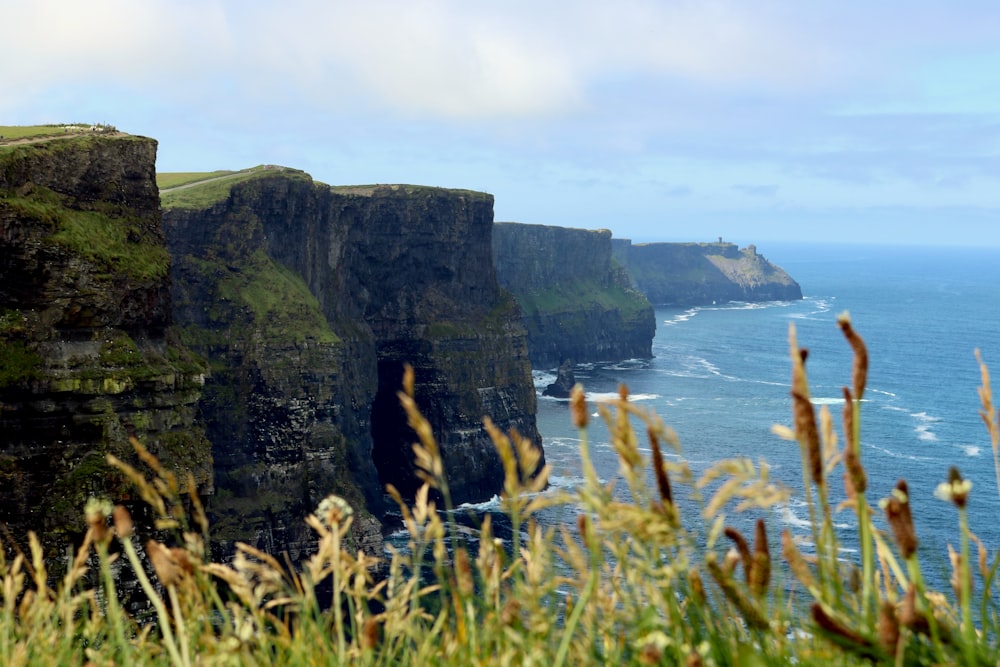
[0,134,211,555]
[612,240,802,305]
[492,222,655,368]
[543,359,576,398]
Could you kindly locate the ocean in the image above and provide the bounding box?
[461,242,1000,582]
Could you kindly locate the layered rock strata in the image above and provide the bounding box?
[492,222,655,368]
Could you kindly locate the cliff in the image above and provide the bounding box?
[612,240,802,306]
[0,133,211,552]
[163,176,540,548]
[492,223,655,368]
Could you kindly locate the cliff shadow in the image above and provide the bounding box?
[370,360,422,500]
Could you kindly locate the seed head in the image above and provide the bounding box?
[882,480,918,559]
[570,384,589,428]
[837,313,868,400]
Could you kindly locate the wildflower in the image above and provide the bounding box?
[934,466,971,509]
[316,494,354,528]
[84,497,113,544]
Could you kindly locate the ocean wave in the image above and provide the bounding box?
[869,444,935,462]
[458,495,503,512]
[543,436,584,448]
[548,474,585,489]
[810,397,846,406]
[663,308,699,326]
[911,411,940,442]
[962,445,982,457]
[603,358,651,371]
[586,391,660,402]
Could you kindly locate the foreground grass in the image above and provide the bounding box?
[2,316,999,665]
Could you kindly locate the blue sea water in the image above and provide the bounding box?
[513,243,1000,579]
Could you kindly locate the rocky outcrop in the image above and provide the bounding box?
[0,134,211,553]
[543,359,576,399]
[612,240,802,305]
[492,223,655,368]
[164,178,540,549]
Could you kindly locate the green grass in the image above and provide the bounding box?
[0,124,91,140]
[159,166,309,210]
[3,319,1000,665]
[516,279,650,322]
[329,183,492,200]
[180,250,338,346]
[155,170,237,190]
[1,186,170,281]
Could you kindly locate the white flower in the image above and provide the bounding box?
[316,494,354,527]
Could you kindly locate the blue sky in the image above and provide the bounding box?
[5,1,1000,246]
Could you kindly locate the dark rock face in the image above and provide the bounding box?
[612,240,802,306]
[164,179,540,548]
[492,222,655,368]
[0,135,211,553]
[543,359,576,398]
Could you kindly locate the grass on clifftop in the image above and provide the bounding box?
[159,166,309,210]
[0,124,115,142]
[3,319,1000,665]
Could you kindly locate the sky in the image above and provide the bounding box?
[4,1,1000,246]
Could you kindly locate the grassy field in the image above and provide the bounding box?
[0,124,113,141]
[155,171,238,190]
[159,166,308,209]
[2,319,999,665]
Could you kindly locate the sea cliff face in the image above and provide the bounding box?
[163,177,540,546]
[612,240,802,306]
[492,222,655,368]
[0,134,211,552]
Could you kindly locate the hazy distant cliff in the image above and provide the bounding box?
[612,240,802,305]
[0,134,211,550]
[493,222,655,368]
[164,176,540,552]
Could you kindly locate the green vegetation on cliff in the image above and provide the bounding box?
[1,184,169,281]
[180,250,338,347]
[159,166,311,209]
[515,278,649,322]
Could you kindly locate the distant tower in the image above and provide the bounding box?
[718,236,723,244]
